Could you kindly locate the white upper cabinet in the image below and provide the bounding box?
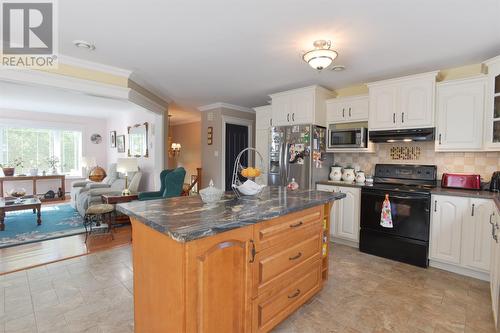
[483,56,500,151]
[326,95,369,123]
[435,76,486,151]
[270,86,335,127]
[254,105,273,130]
[368,72,438,130]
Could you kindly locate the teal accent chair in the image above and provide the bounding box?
[138,167,186,201]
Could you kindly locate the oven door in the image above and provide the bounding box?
[360,188,431,241]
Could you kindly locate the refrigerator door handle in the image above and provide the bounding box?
[284,143,290,185]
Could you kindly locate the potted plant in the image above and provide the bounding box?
[0,158,24,176]
[46,156,60,175]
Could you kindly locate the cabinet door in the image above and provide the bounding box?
[271,95,291,126]
[335,187,360,242]
[255,129,269,185]
[255,106,273,130]
[347,97,369,121]
[369,85,398,130]
[399,79,434,128]
[436,79,485,151]
[462,199,492,272]
[185,226,253,333]
[490,210,499,328]
[430,195,467,264]
[290,91,314,124]
[484,69,500,150]
[326,101,346,123]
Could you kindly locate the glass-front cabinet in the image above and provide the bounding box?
[485,56,500,149]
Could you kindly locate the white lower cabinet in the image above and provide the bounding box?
[490,209,500,330]
[316,184,360,244]
[430,194,494,278]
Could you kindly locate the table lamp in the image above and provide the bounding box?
[117,158,139,196]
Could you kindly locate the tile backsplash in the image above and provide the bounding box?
[332,142,500,180]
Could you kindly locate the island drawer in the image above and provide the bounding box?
[252,262,322,332]
[252,230,322,296]
[254,206,322,251]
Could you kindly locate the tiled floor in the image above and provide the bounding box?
[0,244,496,333]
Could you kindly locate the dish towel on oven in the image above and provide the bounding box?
[380,194,393,228]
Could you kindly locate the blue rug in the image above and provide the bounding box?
[0,204,86,248]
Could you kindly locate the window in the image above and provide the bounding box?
[0,126,82,176]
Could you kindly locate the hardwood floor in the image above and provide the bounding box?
[0,226,132,275]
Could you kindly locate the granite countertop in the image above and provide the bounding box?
[430,186,500,211]
[116,187,345,243]
[316,180,368,188]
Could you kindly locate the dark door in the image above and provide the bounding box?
[225,123,248,191]
[360,189,431,241]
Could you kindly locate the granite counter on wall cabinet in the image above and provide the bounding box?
[116,187,345,242]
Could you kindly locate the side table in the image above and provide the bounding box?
[101,194,138,224]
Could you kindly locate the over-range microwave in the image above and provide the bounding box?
[328,126,368,149]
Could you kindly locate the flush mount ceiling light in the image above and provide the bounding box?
[302,40,338,71]
[73,40,96,50]
[331,65,346,71]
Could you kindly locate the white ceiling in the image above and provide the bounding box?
[8,0,500,123]
[0,81,144,118]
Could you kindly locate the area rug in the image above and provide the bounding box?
[0,204,86,248]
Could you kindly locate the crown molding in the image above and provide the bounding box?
[58,55,132,78]
[198,102,254,113]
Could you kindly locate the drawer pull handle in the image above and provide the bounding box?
[288,289,301,299]
[289,252,302,260]
[289,221,303,228]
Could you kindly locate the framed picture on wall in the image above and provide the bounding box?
[110,131,117,148]
[117,135,126,153]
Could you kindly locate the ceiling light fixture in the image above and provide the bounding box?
[73,40,96,50]
[302,40,338,71]
[331,65,346,72]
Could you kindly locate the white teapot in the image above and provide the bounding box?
[342,168,355,182]
[355,171,366,184]
[329,166,342,181]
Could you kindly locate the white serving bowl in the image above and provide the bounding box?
[234,180,266,196]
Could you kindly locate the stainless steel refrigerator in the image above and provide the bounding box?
[268,125,332,189]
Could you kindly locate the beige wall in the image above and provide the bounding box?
[333,142,500,180]
[201,107,255,189]
[168,122,202,184]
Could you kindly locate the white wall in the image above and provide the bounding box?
[0,108,108,195]
[106,108,164,192]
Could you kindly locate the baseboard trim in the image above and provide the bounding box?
[429,260,490,281]
[331,237,359,248]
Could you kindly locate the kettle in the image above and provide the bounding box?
[490,171,500,192]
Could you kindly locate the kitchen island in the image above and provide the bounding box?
[117,187,345,333]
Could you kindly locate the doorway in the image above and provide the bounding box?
[225,123,249,191]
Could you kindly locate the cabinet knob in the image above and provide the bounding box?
[249,240,256,263]
[292,113,295,122]
[434,200,437,212]
[288,252,302,261]
[289,221,303,228]
[348,107,351,117]
[393,113,396,124]
[471,204,475,217]
[438,134,442,145]
[342,108,345,118]
[287,113,290,122]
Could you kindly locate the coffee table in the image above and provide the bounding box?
[0,196,42,231]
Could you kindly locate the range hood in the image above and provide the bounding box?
[369,128,435,143]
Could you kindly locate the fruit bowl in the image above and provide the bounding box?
[233,180,266,196]
[9,188,26,198]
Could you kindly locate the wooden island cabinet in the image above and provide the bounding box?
[129,203,333,333]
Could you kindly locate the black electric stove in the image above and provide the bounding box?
[359,164,437,267]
